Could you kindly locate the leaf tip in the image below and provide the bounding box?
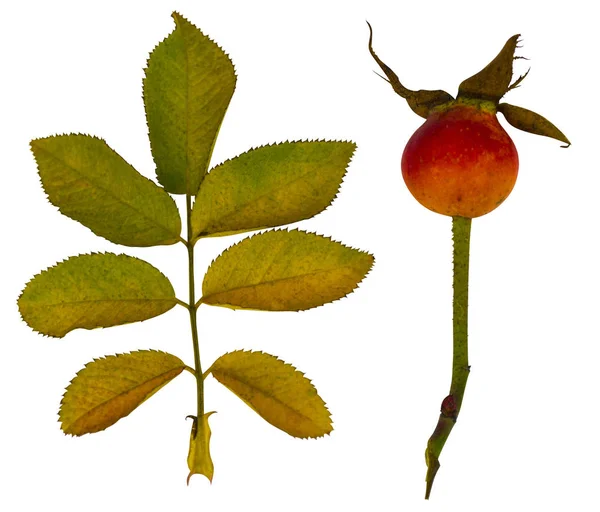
[171,11,192,28]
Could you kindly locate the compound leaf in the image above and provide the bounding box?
[30,134,182,247]
[208,350,332,438]
[59,350,185,436]
[191,140,356,238]
[18,253,177,337]
[144,11,236,194]
[201,229,374,311]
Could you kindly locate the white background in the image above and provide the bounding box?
[1,0,597,510]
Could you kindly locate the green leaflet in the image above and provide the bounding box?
[60,350,185,436]
[18,253,177,337]
[201,229,374,311]
[208,350,332,439]
[191,141,356,239]
[30,134,181,247]
[144,12,236,194]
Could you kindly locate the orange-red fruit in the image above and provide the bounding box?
[401,104,519,218]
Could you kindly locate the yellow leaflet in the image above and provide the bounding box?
[201,229,374,311]
[30,134,181,247]
[191,141,356,238]
[208,350,332,439]
[59,350,185,435]
[143,12,236,194]
[18,253,177,337]
[187,412,215,484]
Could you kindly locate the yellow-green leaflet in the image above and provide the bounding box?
[30,134,181,247]
[201,229,374,311]
[191,141,355,238]
[18,253,177,337]
[59,350,185,436]
[208,351,332,438]
[187,412,215,484]
[143,12,236,194]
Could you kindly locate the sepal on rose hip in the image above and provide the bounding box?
[367,24,569,147]
[366,22,453,119]
[498,103,571,147]
[457,34,524,103]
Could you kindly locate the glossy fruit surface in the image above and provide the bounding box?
[401,103,519,218]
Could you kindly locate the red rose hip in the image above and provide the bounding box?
[401,103,519,218]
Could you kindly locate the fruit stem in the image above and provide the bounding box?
[425,216,471,499]
[186,193,204,422]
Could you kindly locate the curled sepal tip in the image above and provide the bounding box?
[367,22,453,118]
[498,103,571,147]
[458,34,523,103]
[186,412,216,484]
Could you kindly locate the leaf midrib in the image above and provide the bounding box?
[24,298,176,308]
[213,369,325,425]
[203,263,359,299]
[66,367,183,430]
[182,21,192,195]
[198,160,337,234]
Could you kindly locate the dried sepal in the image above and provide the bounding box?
[507,67,530,93]
[498,103,570,147]
[457,35,522,103]
[367,22,453,118]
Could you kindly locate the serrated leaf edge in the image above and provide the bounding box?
[207,349,333,439]
[30,134,181,246]
[17,252,177,338]
[194,140,357,239]
[142,12,238,193]
[200,228,375,311]
[207,139,356,173]
[59,349,185,436]
[142,13,238,90]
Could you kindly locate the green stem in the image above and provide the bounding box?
[425,216,472,499]
[186,193,204,420]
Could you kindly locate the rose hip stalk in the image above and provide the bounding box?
[368,25,569,498]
